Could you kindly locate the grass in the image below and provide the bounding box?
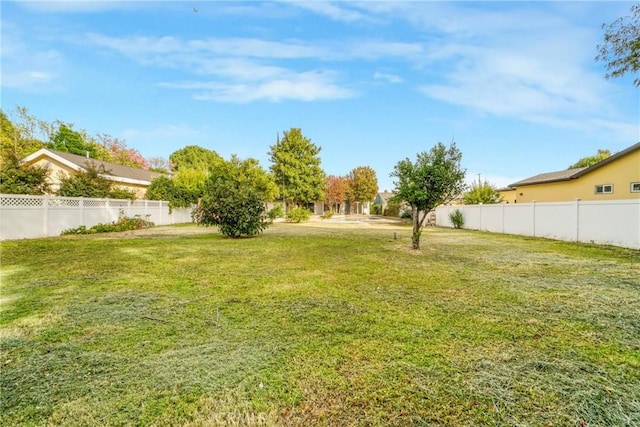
[1,222,639,426]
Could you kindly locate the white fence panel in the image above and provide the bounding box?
[578,200,640,248]
[435,199,640,249]
[0,194,194,240]
[478,204,503,232]
[503,204,534,236]
[533,202,576,241]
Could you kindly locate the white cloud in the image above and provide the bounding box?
[162,71,355,103]
[286,1,371,23]
[16,0,135,13]
[373,72,402,84]
[0,24,63,91]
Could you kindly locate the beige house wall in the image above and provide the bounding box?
[499,188,517,204]
[26,156,149,199]
[515,149,640,203]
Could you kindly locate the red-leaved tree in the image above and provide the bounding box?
[324,175,347,213]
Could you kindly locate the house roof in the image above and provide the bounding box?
[22,148,166,186]
[510,141,640,187]
[375,191,394,204]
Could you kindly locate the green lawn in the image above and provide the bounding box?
[1,222,639,426]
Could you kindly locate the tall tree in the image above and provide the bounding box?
[169,145,223,173]
[168,145,224,202]
[193,156,278,238]
[1,108,45,164]
[596,3,640,86]
[96,133,149,170]
[268,128,326,207]
[49,123,91,156]
[568,149,611,169]
[391,142,466,249]
[324,175,347,213]
[350,166,379,205]
[463,179,502,205]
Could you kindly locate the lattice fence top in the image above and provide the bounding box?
[48,198,81,207]
[83,199,107,207]
[0,194,133,208]
[1,195,44,207]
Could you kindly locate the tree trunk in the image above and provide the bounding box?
[412,205,421,249]
[411,206,429,249]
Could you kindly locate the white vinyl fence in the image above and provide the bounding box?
[435,199,640,250]
[0,194,194,240]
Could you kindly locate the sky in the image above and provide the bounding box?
[2,0,638,191]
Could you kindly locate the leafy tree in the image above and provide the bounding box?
[269,128,326,207]
[0,152,51,195]
[349,166,379,205]
[1,108,44,165]
[56,163,134,199]
[49,123,99,157]
[324,175,347,213]
[463,179,502,205]
[391,142,466,249]
[96,133,149,170]
[596,3,640,86]
[169,145,223,173]
[166,145,224,203]
[147,176,203,210]
[568,149,611,169]
[193,156,278,238]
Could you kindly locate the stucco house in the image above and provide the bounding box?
[21,148,165,199]
[503,142,640,203]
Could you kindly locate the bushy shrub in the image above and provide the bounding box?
[286,206,311,223]
[267,204,284,222]
[320,210,334,219]
[192,157,277,238]
[383,202,400,217]
[371,204,383,215]
[109,187,137,200]
[0,153,51,195]
[62,210,154,235]
[449,209,464,229]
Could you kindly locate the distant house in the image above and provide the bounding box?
[21,148,166,199]
[374,191,394,210]
[505,142,640,203]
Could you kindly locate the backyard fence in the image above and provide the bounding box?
[435,199,640,250]
[0,194,194,240]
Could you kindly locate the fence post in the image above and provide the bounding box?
[478,203,483,231]
[127,199,132,217]
[501,202,505,234]
[43,195,49,237]
[105,198,110,223]
[80,197,84,225]
[575,198,581,242]
[532,201,536,237]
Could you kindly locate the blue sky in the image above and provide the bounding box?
[2,1,638,191]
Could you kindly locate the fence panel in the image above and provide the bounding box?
[0,194,194,240]
[533,202,576,241]
[578,200,640,248]
[502,204,534,236]
[435,199,640,249]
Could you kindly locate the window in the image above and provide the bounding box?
[632,182,640,193]
[594,184,613,194]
